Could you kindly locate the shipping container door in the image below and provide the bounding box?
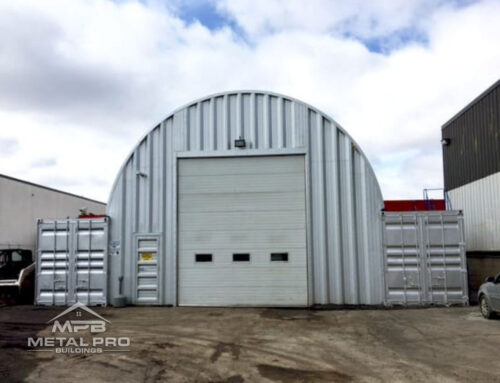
[177,155,308,306]
[36,219,108,306]
[73,219,108,305]
[384,214,425,304]
[422,213,468,305]
[383,212,468,306]
[36,220,74,305]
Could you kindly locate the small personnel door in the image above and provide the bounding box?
[134,235,161,305]
[177,155,308,307]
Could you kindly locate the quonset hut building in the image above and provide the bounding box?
[106,91,385,307]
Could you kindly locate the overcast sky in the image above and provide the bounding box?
[1,0,499,202]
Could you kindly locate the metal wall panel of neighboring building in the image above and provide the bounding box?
[448,172,500,252]
[106,90,386,306]
[447,172,500,302]
[442,79,500,191]
[0,174,106,254]
[383,211,468,306]
[36,218,108,306]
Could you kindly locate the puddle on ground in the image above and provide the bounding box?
[259,309,319,321]
[464,312,485,321]
[257,364,352,383]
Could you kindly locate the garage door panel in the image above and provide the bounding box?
[178,156,304,176]
[179,173,305,194]
[178,249,307,267]
[178,155,307,307]
[179,287,308,306]
[179,192,305,213]
[179,229,306,249]
[178,211,305,230]
[179,268,307,286]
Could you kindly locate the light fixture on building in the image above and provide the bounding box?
[441,138,451,146]
[234,137,246,148]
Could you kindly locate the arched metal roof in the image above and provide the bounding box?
[107,90,385,306]
[108,90,381,200]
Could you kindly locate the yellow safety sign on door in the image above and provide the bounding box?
[140,252,154,261]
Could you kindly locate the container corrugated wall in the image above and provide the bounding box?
[107,91,385,306]
[383,211,468,306]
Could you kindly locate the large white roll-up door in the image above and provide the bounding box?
[178,155,308,306]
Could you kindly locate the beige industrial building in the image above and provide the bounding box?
[0,174,106,254]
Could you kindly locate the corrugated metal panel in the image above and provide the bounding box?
[442,79,500,191]
[383,211,468,306]
[36,218,108,306]
[448,171,500,252]
[107,90,385,306]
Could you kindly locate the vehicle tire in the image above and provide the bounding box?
[480,295,493,319]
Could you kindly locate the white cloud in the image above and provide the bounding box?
[0,0,499,202]
[216,0,449,40]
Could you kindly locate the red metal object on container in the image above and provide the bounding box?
[384,199,446,212]
[78,214,107,219]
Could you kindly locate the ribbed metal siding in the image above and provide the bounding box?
[448,172,500,252]
[442,79,500,191]
[107,91,385,306]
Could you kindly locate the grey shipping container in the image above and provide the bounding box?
[383,211,468,306]
[35,218,108,306]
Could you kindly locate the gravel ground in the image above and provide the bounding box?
[0,305,499,382]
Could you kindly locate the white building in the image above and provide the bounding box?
[0,174,106,254]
